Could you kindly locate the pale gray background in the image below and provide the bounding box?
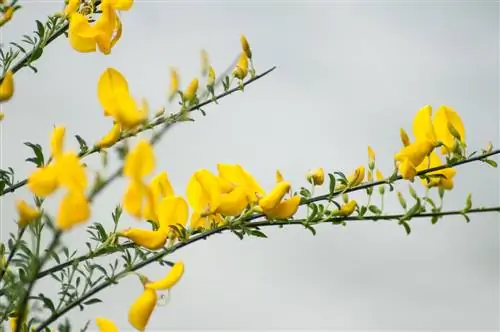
[0,0,499,330]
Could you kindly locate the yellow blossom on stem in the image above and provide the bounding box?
[416,151,456,190]
[338,200,357,216]
[168,68,179,101]
[187,169,221,216]
[200,49,209,76]
[143,172,175,223]
[102,0,134,11]
[375,169,384,181]
[0,7,14,27]
[346,166,365,187]
[96,317,118,332]
[128,288,157,331]
[240,34,252,59]
[306,168,324,186]
[183,78,199,104]
[412,105,437,144]
[259,181,290,211]
[57,190,91,231]
[264,195,301,219]
[207,66,216,86]
[217,164,264,204]
[258,171,301,219]
[0,71,14,102]
[394,140,434,181]
[217,186,248,216]
[97,68,147,130]
[232,53,249,80]
[119,228,167,250]
[96,123,121,149]
[367,146,375,169]
[16,200,41,227]
[156,196,189,233]
[145,261,185,290]
[433,105,465,153]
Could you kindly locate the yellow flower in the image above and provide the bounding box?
[124,140,155,180]
[122,140,156,219]
[412,105,437,144]
[128,288,157,331]
[367,146,376,169]
[96,123,121,149]
[68,3,123,54]
[0,71,14,102]
[168,68,179,101]
[240,34,252,59]
[187,169,221,215]
[97,68,147,130]
[208,66,216,86]
[64,0,80,16]
[264,195,301,219]
[399,128,410,147]
[145,261,184,290]
[16,200,41,227]
[347,166,365,187]
[232,53,248,80]
[0,7,14,27]
[375,169,384,181]
[433,105,465,153]
[259,181,290,211]
[142,172,175,223]
[416,151,456,190]
[217,164,264,204]
[394,140,434,181]
[156,196,189,233]
[338,200,357,216]
[183,78,199,104]
[306,168,325,186]
[27,127,90,231]
[96,317,118,332]
[57,190,91,231]
[119,228,168,250]
[217,186,248,216]
[9,315,17,332]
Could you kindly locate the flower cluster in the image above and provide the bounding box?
[66,0,133,54]
[394,105,465,189]
[27,127,91,230]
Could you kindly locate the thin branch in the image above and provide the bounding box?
[34,204,500,331]
[0,227,26,282]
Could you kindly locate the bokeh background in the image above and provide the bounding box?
[0,0,499,330]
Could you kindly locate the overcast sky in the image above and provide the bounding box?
[1,1,499,331]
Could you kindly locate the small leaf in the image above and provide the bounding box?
[368,205,381,215]
[484,159,497,168]
[83,298,102,305]
[75,135,89,154]
[328,173,336,198]
[301,222,316,236]
[462,213,470,223]
[399,220,411,235]
[249,230,267,238]
[39,293,56,314]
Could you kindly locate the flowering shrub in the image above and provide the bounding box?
[0,1,498,331]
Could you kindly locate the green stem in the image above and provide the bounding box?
[0,227,26,282]
[34,205,500,331]
[15,230,61,332]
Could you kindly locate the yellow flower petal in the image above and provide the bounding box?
[208,66,216,86]
[55,152,88,192]
[398,158,417,181]
[433,105,465,153]
[103,0,134,11]
[186,169,220,214]
[68,13,98,53]
[115,93,147,130]
[259,181,291,211]
[416,151,456,189]
[27,166,59,197]
[57,190,91,231]
[240,35,252,59]
[375,169,384,181]
[347,166,365,187]
[128,288,157,331]
[275,169,285,183]
[123,180,153,219]
[145,261,184,290]
[16,200,41,227]
[96,317,118,332]
[50,126,66,159]
[412,105,436,144]
[0,70,14,102]
[123,140,155,180]
[217,164,264,203]
[97,67,130,117]
[94,3,118,55]
[157,196,189,232]
[306,168,324,186]
[168,68,179,101]
[232,53,248,80]
[96,123,121,149]
[399,128,410,147]
[339,200,357,216]
[183,78,198,103]
[120,228,167,250]
[217,186,248,216]
[394,140,434,169]
[264,195,300,219]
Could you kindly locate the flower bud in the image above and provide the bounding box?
[306,168,325,186]
[400,128,410,147]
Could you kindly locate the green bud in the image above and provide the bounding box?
[342,193,349,204]
[397,191,407,210]
[408,185,418,200]
[464,193,472,213]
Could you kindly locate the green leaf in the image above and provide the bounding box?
[368,205,381,215]
[462,213,470,223]
[359,205,367,217]
[399,220,411,235]
[248,230,267,238]
[36,20,45,38]
[24,142,44,167]
[484,159,497,168]
[328,173,336,198]
[39,293,56,314]
[301,222,316,236]
[83,298,102,305]
[75,135,89,154]
[30,47,43,62]
[232,230,244,240]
